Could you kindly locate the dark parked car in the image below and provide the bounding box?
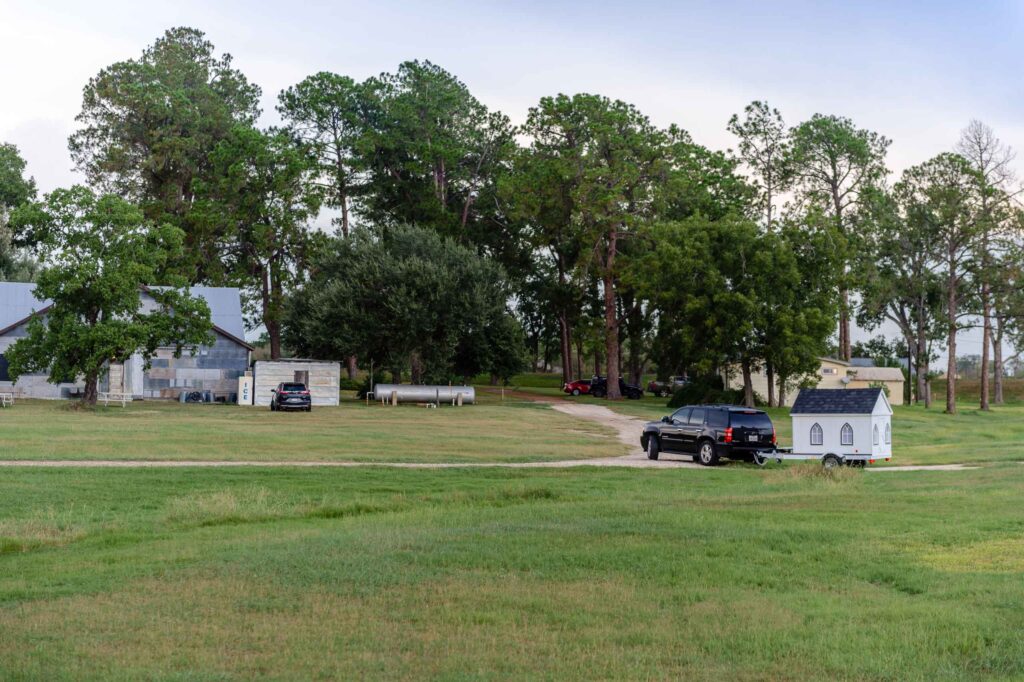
[563,378,593,396]
[590,376,643,400]
[646,375,689,398]
[640,404,776,465]
[270,382,312,412]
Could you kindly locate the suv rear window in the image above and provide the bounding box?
[282,383,306,392]
[707,409,728,428]
[730,411,772,429]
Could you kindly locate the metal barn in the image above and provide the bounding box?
[0,282,252,400]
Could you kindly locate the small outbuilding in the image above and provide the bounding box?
[790,388,892,459]
[252,359,341,407]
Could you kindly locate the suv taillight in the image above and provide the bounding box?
[772,426,777,445]
[724,427,733,444]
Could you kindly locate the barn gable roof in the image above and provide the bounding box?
[791,388,885,415]
[0,282,250,349]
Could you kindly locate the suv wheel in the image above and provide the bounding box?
[591,388,605,398]
[646,435,660,460]
[697,440,719,466]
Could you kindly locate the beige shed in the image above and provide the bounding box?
[252,359,341,406]
[846,366,906,405]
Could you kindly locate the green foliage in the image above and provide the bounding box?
[277,72,366,236]
[358,62,518,250]
[0,142,36,212]
[851,336,906,367]
[6,186,213,404]
[0,142,38,280]
[868,380,892,398]
[192,125,323,357]
[631,213,838,394]
[69,27,261,281]
[727,100,791,227]
[788,114,890,228]
[666,375,746,407]
[283,225,524,383]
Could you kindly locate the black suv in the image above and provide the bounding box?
[270,382,312,412]
[640,404,775,465]
[590,376,644,400]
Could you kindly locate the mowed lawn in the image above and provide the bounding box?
[2,466,1024,679]
[500,382,1024,466]
[0,398,622,463]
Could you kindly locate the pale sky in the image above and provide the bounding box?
[2,0,1021,358]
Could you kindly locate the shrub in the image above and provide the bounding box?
[667,375,748,407]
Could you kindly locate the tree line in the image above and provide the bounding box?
[1,27,1022,409]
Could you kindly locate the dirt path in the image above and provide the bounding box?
[0,399,976,470]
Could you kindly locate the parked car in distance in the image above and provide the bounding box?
[563,378,593,396]
[646,375,690,398]
[640,404,776,465]
[590,376,644,400]
[270,382,312,412]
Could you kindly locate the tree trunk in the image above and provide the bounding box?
[916,305,929,407]
[558,314,573,384]
[777,373,787,408]
[346,355,357,380]
[410,352,423,384]
[980,285,991,410]
[993,319,1004,404]
[741,358,755,408]
[575,336,583,380]
[766,361,776,408]
[839,289,852,362]
[603,234,621,400]
[261,266,282,360]
[945,265,957,414]
[83,371,99,406]
[391,367,402,383]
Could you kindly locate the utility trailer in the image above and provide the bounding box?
[751,447,891,469]
[774,387,894,468]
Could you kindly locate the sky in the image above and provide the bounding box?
[1,0,1022,357]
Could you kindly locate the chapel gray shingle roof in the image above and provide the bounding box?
[790,388,883,414]
[0,282,247,342]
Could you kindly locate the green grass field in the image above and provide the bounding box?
[3,380,1024,678]
[2,465,1023,679]
[496,374,1024,466]
[0,397,622,463]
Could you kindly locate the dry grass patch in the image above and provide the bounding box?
[763,462,864,485]
[0,507,85,554]
[921,537,1024,574]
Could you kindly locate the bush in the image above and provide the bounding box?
[667,375,746,407]
[339,376,363,392]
